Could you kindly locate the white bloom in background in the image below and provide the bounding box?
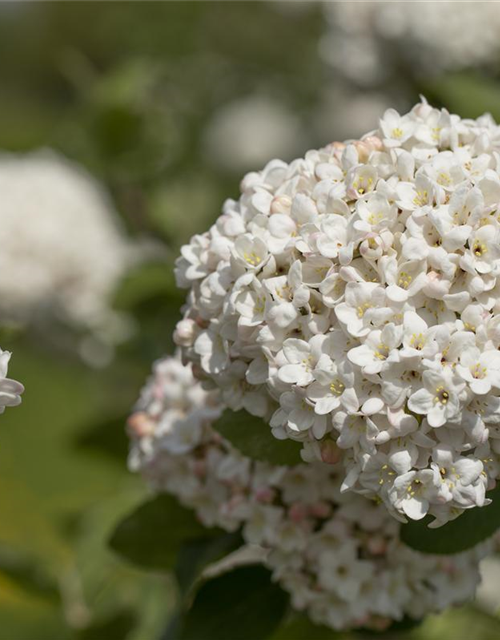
[203,95,306,173]
[0,151,138,362]
[175,100,500,525]
[476,554,500,615]
[128,355,491,632]
[314,87,395,143]
[322,1,500,85]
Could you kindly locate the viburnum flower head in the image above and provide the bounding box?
[175,99,500,527]
[128,355,490,632]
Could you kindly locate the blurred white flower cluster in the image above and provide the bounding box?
[0,151,136,358]
[203,95,305,173]
[175,100,500,526]
[322,1,500,85]
[128,355,490,631]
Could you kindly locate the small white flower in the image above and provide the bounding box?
[277,336,324,386]
[233,234,269,271]
[335,282,389,338]
[408,368,465,428]
[388,469,436,520]
[0,350,23,413]
[379,108,416,148]
[194,326,230,375]
[307,355,357,414]
[347,324,402,375]
[431,445,486,507]
[457,348,500,395]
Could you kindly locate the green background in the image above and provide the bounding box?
[0,3,500,639]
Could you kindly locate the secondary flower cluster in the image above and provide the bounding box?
[322,2,500,85]
[128,355,490,631]
[0,151,137,362]
[175,101,500,526]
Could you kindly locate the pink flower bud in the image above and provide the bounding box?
[193,459,206,478]
[309,501,331,519]
[289,502,308,523]
[320,439,342,465]
[254,487,275,503]
[365,616,391,632]
[363,135,384,152]
[127,412,155,437]
[353,140,371,163]
[270,195,292,215]
[367,536,387,555]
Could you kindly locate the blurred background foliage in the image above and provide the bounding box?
[0,2,500,639]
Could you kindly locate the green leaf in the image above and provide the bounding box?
[270,614,344,640]
[109,494,218,571]
[159,611,184,640]
[174,531,244,596]
[179,565,289,640]
[213,409,303,466]
[400,484,500,554]
[359,616,422,636]
[75,609,136,640]
[0,546,60,603]
[270,612,422,639]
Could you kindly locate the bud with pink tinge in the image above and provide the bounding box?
[320,439,342,465]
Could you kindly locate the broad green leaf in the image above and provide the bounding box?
[270,613,420,639]
[213,409,303,466]
[401,484,500,554]
[179,565,289,640]
[159,611,184,640]
[174,531,244,596]
[109,494,217,571]
[270,614,344,640]
[75,609,136,640]
[0,546,59,603]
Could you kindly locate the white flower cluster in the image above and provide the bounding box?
[203,95,305,173]
[128,355,490,632]
[0,151,135,348]
[175,100,500,526]
[322,1,500,85]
